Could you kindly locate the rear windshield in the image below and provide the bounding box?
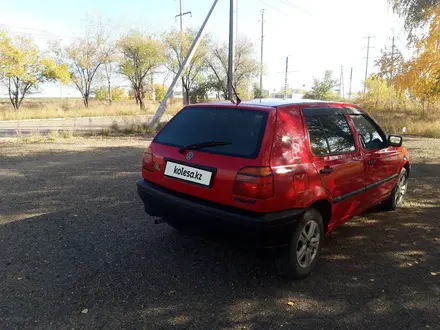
[154,106,268,159]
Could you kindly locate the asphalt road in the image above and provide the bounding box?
[0,137,439,329]
[0,114,173,137]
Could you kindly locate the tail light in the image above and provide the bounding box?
[142,147,154,171]
[232,167,274,199]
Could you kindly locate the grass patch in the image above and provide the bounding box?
[0,99,182,121]
[47,130,60,141]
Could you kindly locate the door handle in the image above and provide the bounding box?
[320,167,334,174]
[368,160,377,165]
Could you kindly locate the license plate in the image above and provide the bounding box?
[164,161,213,187]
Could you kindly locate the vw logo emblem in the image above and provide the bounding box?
[186,152,194,161]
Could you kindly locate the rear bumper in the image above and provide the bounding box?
[136,179,305,249]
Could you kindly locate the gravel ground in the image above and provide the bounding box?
[0,136,439,329]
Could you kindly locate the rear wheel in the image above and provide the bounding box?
[380,168,408,211]
[276,209,324,279]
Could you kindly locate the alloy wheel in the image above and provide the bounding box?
[296,220,320,268]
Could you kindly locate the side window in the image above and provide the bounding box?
[350,115,387,150]
[306,116,329,156]
[305,115,356,156]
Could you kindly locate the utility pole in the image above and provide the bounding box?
[349,67,353,100]
[228,0,235,100]
[150,0,219,128]
[175,0,192,32]
[390,31,399,81]
[175,0,192,105]
[284,56,289,99]
[363,36,375,93]
[339,65,345,98]
[259,9,265,95]
[236,0,239,40]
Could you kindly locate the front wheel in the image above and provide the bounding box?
[276,209,324,279]
[380,167,408,211]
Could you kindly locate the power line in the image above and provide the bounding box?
[258,0,288,16]
[0,24,69,39]
[276,0,313,16]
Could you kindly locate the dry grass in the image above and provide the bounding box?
[370,111,440,138]
[2,97,439,139]
[0,98,182,121]
[17,130,78,143]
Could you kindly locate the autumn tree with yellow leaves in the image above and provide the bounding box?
[0,32,70,110]
[395,3,440,116]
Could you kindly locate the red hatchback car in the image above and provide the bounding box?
[137,99,410,279]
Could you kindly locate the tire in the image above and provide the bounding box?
[276,209,324,280]
[380,167,408,211]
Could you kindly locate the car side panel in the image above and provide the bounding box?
[348,113,403,205]
[299,104,371,231]
[270,106,333,210]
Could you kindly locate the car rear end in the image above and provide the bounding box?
[137,103,304,248]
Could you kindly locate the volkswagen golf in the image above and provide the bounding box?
[137,99,410,279]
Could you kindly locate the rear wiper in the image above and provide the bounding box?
[178,141,232,154]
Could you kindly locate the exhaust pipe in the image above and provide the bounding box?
[154,218,167,225]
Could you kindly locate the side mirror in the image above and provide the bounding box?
[388,135,403,147]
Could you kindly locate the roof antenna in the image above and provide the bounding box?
[230,82,242,106]
[226,74,241,105]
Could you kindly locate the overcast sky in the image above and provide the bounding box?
[0,0,408,98]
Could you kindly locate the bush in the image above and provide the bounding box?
[95,87,128,101]
[190,83,210,103]
[155,84,167,101]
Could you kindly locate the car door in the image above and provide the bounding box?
[349,114,401,204]
[303,108,369,228]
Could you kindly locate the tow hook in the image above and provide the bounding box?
[154,218,167,225]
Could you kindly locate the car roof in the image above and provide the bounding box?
[192,98,357,109]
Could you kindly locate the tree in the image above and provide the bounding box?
[102,42,118,104]
[0,32,69,110]
[117,31,165,109]
[375,46,404,83]
[395,2,440,116]
[356,76,404,112]
[252,84,269,98]
[389,0,438,40]
[206,36,259,99]
[53,18,112,108]
[303,70,338,100]
[163,28,210,105]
